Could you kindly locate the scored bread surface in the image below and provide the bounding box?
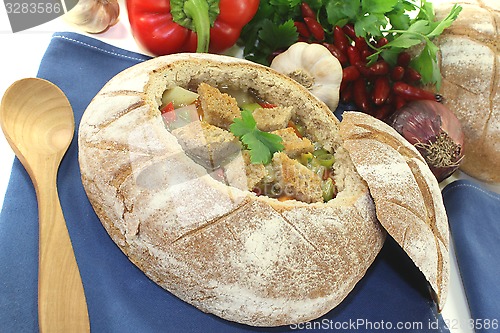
[78,54,385,326]
[339,111,449,311]
[434,0,499,183]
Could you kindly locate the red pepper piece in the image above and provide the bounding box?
[300,2,316,19]
[323,43,348,66]
[391,66,405,81]
[294,21,311,38]
[397,52,412,67]
[393,82,437,101]
[259,102,277,109]
[304,17,325,41]
[126,0,259,56]
[333,26,349,52]
[369,60,390,76]
[342,66,360,82]
[161,101,175,114]
[353,78,371,113]
[287,120,303,138]
[372,77,391,105]
[161,102,176,124]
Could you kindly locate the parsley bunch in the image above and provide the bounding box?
[239,0,461,89]
[240,0,301,65]
[229,109,284,165]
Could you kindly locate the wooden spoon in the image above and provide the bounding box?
[0,78,90,332]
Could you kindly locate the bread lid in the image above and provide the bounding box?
[338,111,449,310]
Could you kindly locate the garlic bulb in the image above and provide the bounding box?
[270,42,343,111]
[64,0,120,34]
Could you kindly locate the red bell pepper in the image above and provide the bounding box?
[126,0,259,56]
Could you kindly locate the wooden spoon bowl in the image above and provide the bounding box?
[0,78,90,332]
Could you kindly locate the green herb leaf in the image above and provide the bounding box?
[411,41,442,89]
[361,0,398,14]
[325,0,359,26]
[427,4,462,38]
[259,19,299,50]
[355,13,388,37]
[229,109,284,164]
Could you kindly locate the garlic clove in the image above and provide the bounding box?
[64,0,120,34]
[271,42,342,111]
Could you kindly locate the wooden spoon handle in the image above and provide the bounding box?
[36,170,90,333]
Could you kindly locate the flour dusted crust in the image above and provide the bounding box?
[78,53,386,326]
[433,0,500,183]
[339,111,449,311]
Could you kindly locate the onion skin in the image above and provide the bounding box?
[390,100,465,182]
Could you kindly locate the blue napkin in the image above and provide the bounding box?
[0,32,450,333]
[442,180,500,333]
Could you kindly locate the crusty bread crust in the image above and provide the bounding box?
[434,0,499,183]
[78,54,386,326]
[339,111,449,311]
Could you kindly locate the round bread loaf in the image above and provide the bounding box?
[434,0,500,183]
[78,53,386,326]
[79,52,451,325]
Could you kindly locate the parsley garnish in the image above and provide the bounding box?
[366,3,462,89]
[229,109,284,165]
[239,0,462,89]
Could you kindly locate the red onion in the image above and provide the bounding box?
[390,100,465,182]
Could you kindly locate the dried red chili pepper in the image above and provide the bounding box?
[294,21,311,38]
[342,66,360,82]
[300,2,315,19]
[333,26,349,52]
[373,77,391,105]
[391,66,405,81]
[369,60,390,76]
[342,23,356,40]
[404,67,423,82]
[303,17,325,41]
[323,43,348,66]
[397,52,412,67]
[353,78,371,113]
[393,82,437,101]
[347,45,362,66]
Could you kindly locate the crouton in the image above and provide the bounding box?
[242,150,267,189]
[171,120,241,169]
[271,127,314,158]
[252,106,293,132]
[223,150,266,190]
[197,83,241,130]
[271,152,323,203]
